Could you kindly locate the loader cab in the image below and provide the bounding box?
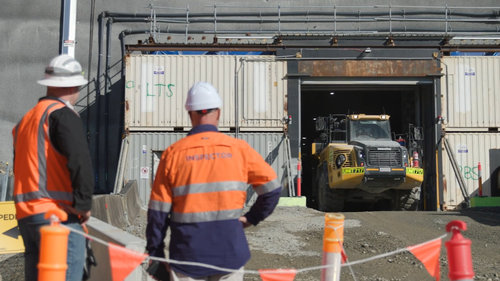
[348,115,392,142]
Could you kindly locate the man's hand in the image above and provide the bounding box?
[238,216,252,228]
[61,205,91,226]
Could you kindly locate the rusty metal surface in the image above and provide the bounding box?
[299,60,440,77]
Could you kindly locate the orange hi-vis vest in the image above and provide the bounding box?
[12,99,74,220]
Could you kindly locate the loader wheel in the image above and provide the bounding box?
[393,186,421,211]
[317,172,345,212]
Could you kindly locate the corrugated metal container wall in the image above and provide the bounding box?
[442,133,500,210]
[441,57,500,129]
[125,132,287,204]
[239,58,288,130]
[125,55,287,131]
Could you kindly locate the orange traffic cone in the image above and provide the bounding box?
[38,209,69,281]
[321,213,345,281]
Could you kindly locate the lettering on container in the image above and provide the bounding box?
[126,81,175,98]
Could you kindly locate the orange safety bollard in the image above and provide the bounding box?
[321,213,345,281]
[478,162,483,197]
[445,220,474,281]
[38,209,69,281]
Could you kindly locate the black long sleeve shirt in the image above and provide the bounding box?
[43,96,94,211]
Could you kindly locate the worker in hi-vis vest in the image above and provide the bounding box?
[12,55,94,281]
[146,82,282,281]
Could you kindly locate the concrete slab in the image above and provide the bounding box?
[470,196,500,207]
[120,180,144,225]
[106,195,129,229]
[91,195,109,223]
[277,196,307,207]
[87,217,153,281]
[91,181,143,229]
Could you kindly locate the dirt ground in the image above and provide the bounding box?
[2,206,500,281]
[243,206,500,281]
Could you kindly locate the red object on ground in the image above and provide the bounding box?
[297,161,301,197]
[478,162,483,196]
[445,220,474,281]
[259,269,297,281]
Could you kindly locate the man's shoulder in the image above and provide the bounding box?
[170,132,247,150]
[50,106,79,119]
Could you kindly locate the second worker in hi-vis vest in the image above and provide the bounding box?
[12,54,94,281]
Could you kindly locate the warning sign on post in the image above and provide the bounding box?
[141,167,150,179]
[0,201,24,254]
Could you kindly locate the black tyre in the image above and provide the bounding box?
[317,165,345,212]
[393,186,421,211]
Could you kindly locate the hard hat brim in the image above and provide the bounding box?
[37,76,88,87]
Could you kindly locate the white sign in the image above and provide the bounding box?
[140,167,150,179]
[154,66,164,75]
[457,144,469,153]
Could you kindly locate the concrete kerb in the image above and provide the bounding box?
[86,217,153,281]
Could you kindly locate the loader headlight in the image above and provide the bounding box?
[336,154,346,168]
[355,147,364,159]
[402,149,409,166]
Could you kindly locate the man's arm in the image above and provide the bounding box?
[146,151,172,257]
[49,108,94,222]
[243,145,282,226]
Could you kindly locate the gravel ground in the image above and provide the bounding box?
[2,206,500,281]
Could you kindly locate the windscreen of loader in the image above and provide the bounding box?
[350,120,391,141]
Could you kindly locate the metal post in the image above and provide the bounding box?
[278,5,281,35]
[185,5,190,44]
[1,162,9,202]
[445,5,449,36]
[59,0,77,57]
[298,78,302,197]
[389,4,392,35]
[333,5,337,35]
[214,4,217,40]
[478,162,483,197]
[297,160,301,197]
[234,56,239,139]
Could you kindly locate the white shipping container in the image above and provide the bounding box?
[442,133,500,210]
[124,55,287,131]
[441,56,500,130]
[124,132,288,205]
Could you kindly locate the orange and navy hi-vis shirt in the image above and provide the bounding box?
[146,124,282,277]
[12,99,74,219]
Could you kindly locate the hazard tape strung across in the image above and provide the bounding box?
[61,225,449,275]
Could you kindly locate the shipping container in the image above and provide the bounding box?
[124,132,288,204]
[124,55,287,131]
[441,56,500,130]
[442,133,500,210]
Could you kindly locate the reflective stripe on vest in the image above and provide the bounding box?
[13,102,73,205]
[14,190,73,203]
[254,179,281,195]
[171,208,243,223]
[149,200,172,213]
[172,181,248,197]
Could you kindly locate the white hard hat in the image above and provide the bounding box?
[37,54,88,87]
[185,82,222,112]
